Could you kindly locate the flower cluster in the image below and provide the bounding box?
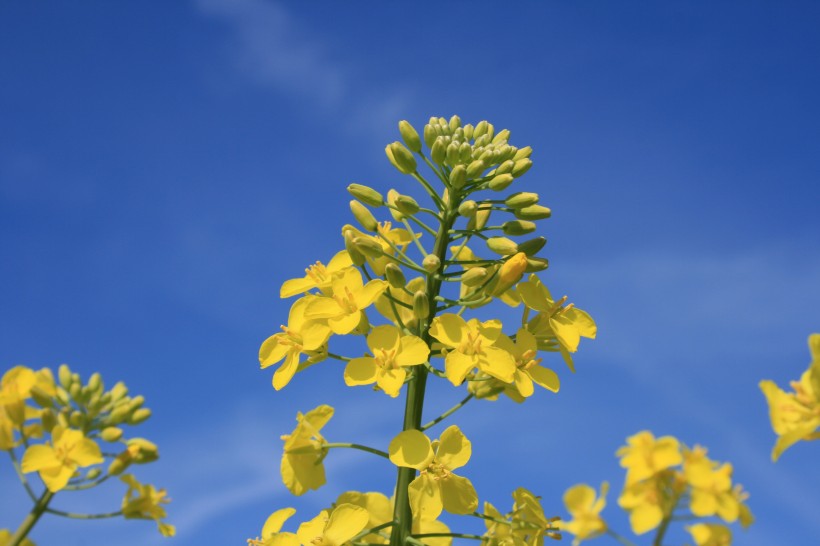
[759,333,820,461]
[0,364,173,543]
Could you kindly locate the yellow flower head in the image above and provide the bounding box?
[511,487,558,546]
[0,405,16,450]
[296,504,370,546]
[248,508,299,546]
[686,523,732,546]
[343,223,417,276]
[0,366,54,425]
[281,405,334,496]
[334,492,391,545]
[559,483,608,546]
[305,268,387,335]
[120,473,175,537]
[429,314,516,386]
[481,502,524,546]
[389,425,478,520]
[344,325,430,397]
[280,251,354,298]
[495,329,560,398]
[374,277,425,329]
[260,296,332,390]
[21,426,103,492]
[617,472,681,535]
[616,430,683,486]
[0,529,35,546]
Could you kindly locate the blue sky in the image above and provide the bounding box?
[1,1,819,545]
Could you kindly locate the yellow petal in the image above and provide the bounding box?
[551,315,581,352]
[563,484,596,514]
[260,335,289,368]
[388,430,434,470]
[376,368,406,398]
[518,276,553,312]
[297,512,329,546]
[629,503,663,535]
[344,358,378,386]
[440,474,478,515]
[71,437,103,467]
[41,464,75,492]
[429,314,467,348]
[565,307,596,339]
[324,503,369,546]
[281,452,326,496]
[367,325,401,353]
[444,352,477,386]
[527,365,560,393]
[408,474,443,521]
[305,297,344,319]
[280,277,317,299]
[329,312,362,335]
[436,425,471,470]
[394,335,430,367]
[478,346,516,383]
[301,321,331,351]
[303,405,334,431]
[356,280,389,308]
[262,508,297,537]
[327,250,353,272]
[21,444,59,473]
[273,352,300,390]
[513,369,535,398]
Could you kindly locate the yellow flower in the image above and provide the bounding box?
[616,431,683,486]
[0,405,15,450]
[120,474,175,537]
[686,523,732,546]
[683,448,741,523]
[559,483,608,545]
[759,333,820,461]
[21,426,103,492]
[296,504,369,546]
[260,297,332,390]
[511,487,558,546]
[0,529,35,546]
[374,277,425,330]
[448,246,520,308]
[481,501,523,546]
[388,425,478,520]
[248,507,299,546]
[429,314,516,386]
[518,274,596,371]
[495,329,560,398]
[0,366,54,425]
[343,223,417,276]
[335,492,391,545]
[617,472,682,536]
[305,268,387,335]
[280,405,334,496]
[344,325,430,397]
[280,251,354,298]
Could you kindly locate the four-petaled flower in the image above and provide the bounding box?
[495,329,560,398]
[121,473,175,537]
[280,405,334,496]
[617,430,683,486]
[344,325,430,397]
[279,251,354,298]
[296,504,369,546]
[21,425,103,492]
[559,482,608,545]
[248,507,299,546]
[305,268,387,335]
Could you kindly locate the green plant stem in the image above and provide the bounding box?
[8,449,37,502]
[62,475,110,491]
[9,489,54,546]
[323,443,390,459]
[651,490,683,546]
[44,507,122,519]
[420,394,474,431]
[606,529,638,546]
[412,533,486,540]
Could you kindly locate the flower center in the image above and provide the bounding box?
[333,287,359,314]
[375,348,398,370]
[458,331,484,355]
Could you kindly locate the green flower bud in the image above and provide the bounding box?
[347,184,384,207]
[101,427,124,442]
[463,123,474,141]
[386,189,404,221]
[467,206,491,230]
[69,410,84,428]
[399,120,422,153]
[128,408,152,425]
[128,395,145,411]
[449,165,467,190]
[87,372,102,393]
[110,403,131,424]
[55,387,70,406]
[431,138,447,164]
[128,438,159,463]
[85,468,102,481]
[512,158,532,178]
[58,364,72,389]
[107,455,130,476]
[446,141,460,166]
[110,382,128,402]
[461,267,488,287]
[488,173,514,191]
[525,257,550,272]
[30,386,53,408]
[513,146,532,160]
[485,123,495,141]
[353,237,384,259]
[492,129,510,145]
[458,200,478,217]
[505,192,539,208]
[395,195,420,215]
[422,254,441,272]
[41,408,56,432]
[449,115,461,132]
[514,205,552,220]
[384,263,406,289]
[495,160,515,175]
[466,159,486,179]
[474,120,488,138]
[385,141,417,174]
[344,230,367,266]
[350,200,378,232]
[502,220,537,236]
[517,236,547,256]
[69,382,81,400]
[486,237,519,256]
[423,124,437,148]
[413,291,429,320]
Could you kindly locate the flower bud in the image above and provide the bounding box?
[58,364,72,389]
[525,257,550,272]
[422,254,441,273]
[467,206,491,230]
[492,129,510,145]
[30,386,53,408]
[449,165,467,190]
[502,220,537,236]
[474,120,488,138]
[107,454,130,476]
[458,200,478,217]
[344,229,366,266]
[85,468,102,481]
[381,264,404,289]
[399,120,422,152]
[350,200,378,232]
[385,141,417,174]
[517,236,547,256]
[463,123,474,141]
[513,146,532,160]
[488,173,514,191]
[386,189,404,221]
[353,237,384,259]
[347,184,384,207]
[505,192,539,208]
[128,438,159,463]
[128,408,152,425]
[87,372,102,393]
[493,252,528,295]
[495,160,515,175]
[461,267,488,287]
[512,158,532,178]
[446,141,460,166]
[423,124,437,148]
[395,195,420,215]
[40,408,56,432]
[413,291,429,320]
[110,381,128,401]
[449,115,461,132]
[459,142,472,164]
[69,382,81,400]
[431,138,447,164]
[101,427,124,442]
[69,410,84,428]
[55,387,70,406]
[514,205,552,220]
[466,159,486,179]
[486,237,518,256]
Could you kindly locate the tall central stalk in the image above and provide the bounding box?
[390,198,458,546]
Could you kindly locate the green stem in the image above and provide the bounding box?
[412,533,486,540]
[45,507,123,519]
[9,449,37,502]
[651,489,683,546]
[62,475,110,491]
[323,443,390,459]
[606,529,638,546]
[9,489,54,546]
[420,394,474,431]
[411,172,445,210]
[401,219,429,257]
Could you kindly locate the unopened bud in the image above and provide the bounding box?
[110,382,128,401]
[488,173,514,191]
[40,409,56,432]
[87,372,102,393]
[467,207,491,230]
[69,410,84,428]
[58,364,72,389]
[492,129,510,145]
[525,257,550,272]
[463,123,474,141]
[69,383,81,400]
[449,115,461,132]
[505,192,539,208]
[347,184,384,207]
[461,267,488,287]
[343,230,366,266]
[350,200,378,232]
[128,408,152,425]
[474,120,488,138]
[413,291,429,320]
[85,468,102,481]
[386,141,417,174]
[493,252,528,295]
[395,195,420,215]
[101,427,124,442]
[30,386,53,408]
[466,159,486,179]
[353,237,384,259]
[517,236,547,256]
[459,142,472,164]
[449,165,467,190]
[431,138,447,164]
[486,237,518,256]
[55,387,70,406]
[423,124,437,148]
[386,189,404,221]
[495,160,515,175]
[422,254,441,273]
[458,200,478,217]
[502,220,536,236]
[513,146,532,160]
[399,120,422,152]
[446,141,460,166]
[514,205,552,220]
[512,158,532,178]
[128,438,159,463]
[384,263,406,289]
[108,454,130,476]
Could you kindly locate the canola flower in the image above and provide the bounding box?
[558,483,608,545]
